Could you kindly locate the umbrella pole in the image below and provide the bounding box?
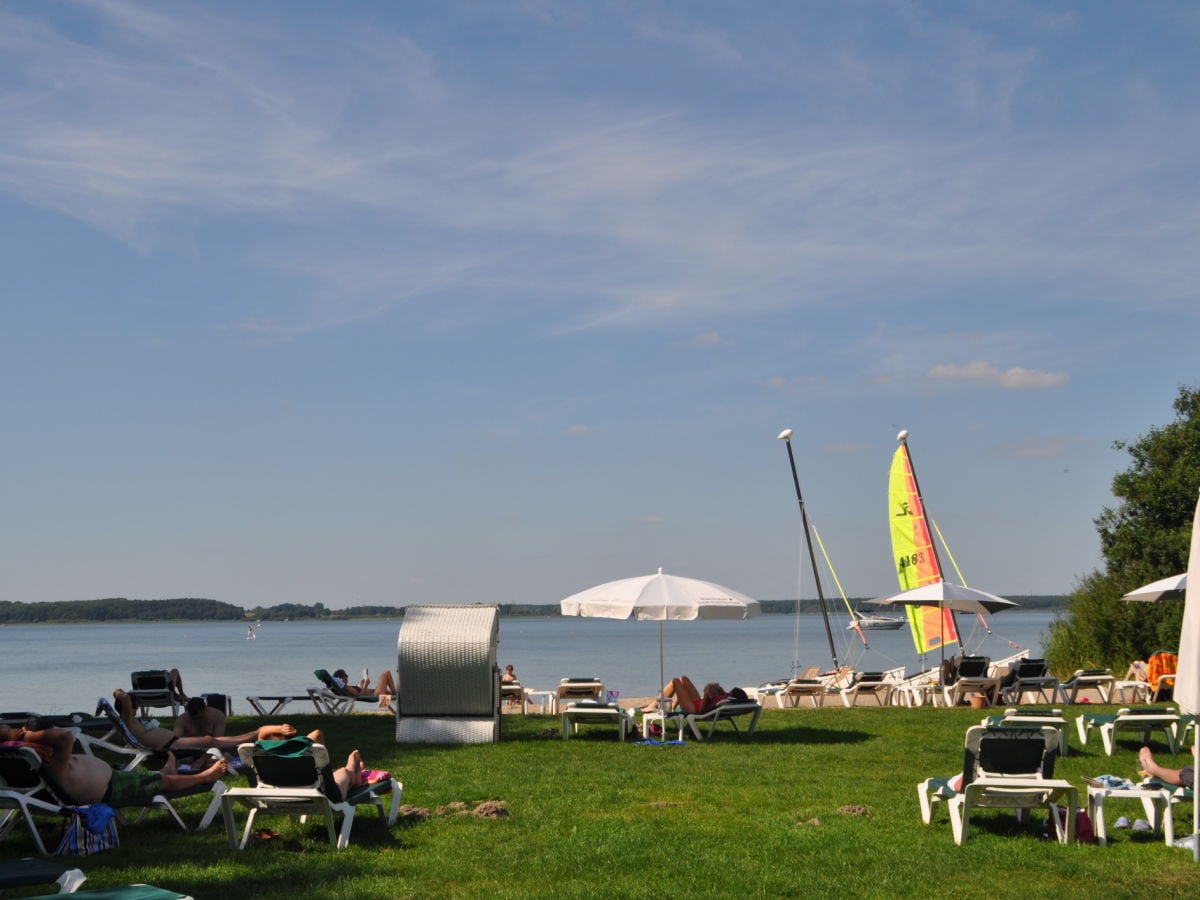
[659,620,665,699]
[779,430,839,669]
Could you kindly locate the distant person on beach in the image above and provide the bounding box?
[0,722,228,806]
[173,696,227,739]
[109,689,297,752]
[640,677,729,714]
[502,664,518,683]
[1139,745,1195,788]
[332,668,397,698]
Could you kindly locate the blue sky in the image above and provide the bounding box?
[2,1,1197,609]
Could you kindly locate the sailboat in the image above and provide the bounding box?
[889,430,960,658]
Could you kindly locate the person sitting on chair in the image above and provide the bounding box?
[502,664,518,683]
[1139,745,1195,788]
[173,696,226,739]
[0,723,228,806]
[110,689,296,752]
[639,676,729,714]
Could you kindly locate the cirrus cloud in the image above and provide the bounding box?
[927,361,1068,390]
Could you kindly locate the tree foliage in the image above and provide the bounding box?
[1046,385,1200,675]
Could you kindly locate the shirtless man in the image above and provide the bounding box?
[0,723,227,806]
[1140,745,1196,788]
[109,689,297,752]
[173,697,226,739]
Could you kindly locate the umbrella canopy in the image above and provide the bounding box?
[1121,573,1188,602]
[559,568,760,694]
[867,581,1019,616]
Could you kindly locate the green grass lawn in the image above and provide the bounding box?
[5,706,1196,898]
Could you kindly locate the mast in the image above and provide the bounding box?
[896,429,960,655]
[778,429,839,669]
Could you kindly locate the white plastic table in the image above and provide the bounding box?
[1086,782,1175,846]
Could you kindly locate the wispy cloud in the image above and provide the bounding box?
[927,362,1068,390]
[1,1,1197,341]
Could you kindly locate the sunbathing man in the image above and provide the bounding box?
[640,676,728,714]
[0,723,227,806]
[1139,745,1196,788]
[110,689,297,752]
[173,696,226,739]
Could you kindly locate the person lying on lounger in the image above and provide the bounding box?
[110,689,296,752]
[639,676,729,714]
[0,722,228,806]
[331,668,397,697]
[1139,745,1196,788]
[263,728,381,801]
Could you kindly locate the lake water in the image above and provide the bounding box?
[0,610,1057,716]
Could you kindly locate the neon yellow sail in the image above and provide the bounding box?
[889,443,958,655]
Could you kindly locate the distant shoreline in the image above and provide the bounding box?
[1,595,1069,626]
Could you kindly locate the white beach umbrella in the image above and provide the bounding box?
[1173,490,1200,861]
[559,567,761,696]
[1121,573,1188,602]
[867,581,1020,616]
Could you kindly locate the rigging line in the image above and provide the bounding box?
[792,552,804,677]
[930,517,991,634]
[810,523,869,648]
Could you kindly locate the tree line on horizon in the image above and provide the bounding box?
[0,594,1067,624]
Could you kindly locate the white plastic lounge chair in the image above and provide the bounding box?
[244,693,321,716]
[942,656,1000,708]
[561,701,635,741]
[555,677,605,711]
[1000,659,1060,705]
[128,671,180,718]
[500,681,531,714]
[395,605,500,743]
[1075,706,1182,756]
[0,857,86,894]
[918,724,1076,845]
[0,745,226,854]
[220,740,401,850]
[682,699,763,741]
[981,708,1070,756]
[1056,668,1116,704]
[839,667,905,708]
[756,667,822,707]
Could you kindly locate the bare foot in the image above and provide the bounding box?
[201,757,229,782]
[308,729,326,744]
[346,749,365,786]
[161,751,179,776]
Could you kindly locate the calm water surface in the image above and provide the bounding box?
[0,610,1056,715]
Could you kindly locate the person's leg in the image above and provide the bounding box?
[674,676,702,713]
[169,669,188,703]
[373,671,396,695]
[158,752,228,792]
[331,749,365,800]
[1140,745,1186,785]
